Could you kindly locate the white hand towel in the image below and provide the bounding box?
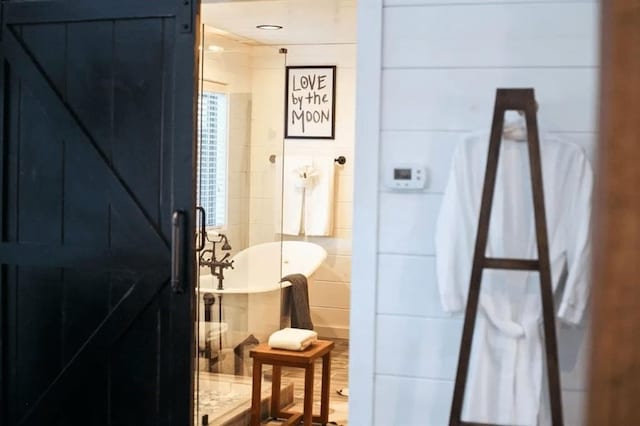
[304,157,336,236]
[276,155,313,235]
[268,327,318,351]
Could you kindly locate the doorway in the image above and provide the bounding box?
[193,1,356,424]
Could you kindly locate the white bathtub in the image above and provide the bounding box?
[199,241,327,294]
[198,241,327,344]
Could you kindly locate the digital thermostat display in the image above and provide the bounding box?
[394,168,412,180]
[386,163,427,190]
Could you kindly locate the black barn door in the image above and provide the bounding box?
[0,1,198,425]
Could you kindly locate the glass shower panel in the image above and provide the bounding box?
[194,22,286,425]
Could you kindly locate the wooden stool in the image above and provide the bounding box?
[250,340,335,426]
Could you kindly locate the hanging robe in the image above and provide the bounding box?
[435,132,593,425]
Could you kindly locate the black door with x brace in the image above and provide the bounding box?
[0,1,198,425]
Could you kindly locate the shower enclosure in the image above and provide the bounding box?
[193,23,289,425]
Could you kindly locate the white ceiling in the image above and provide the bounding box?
[200,0,357,45]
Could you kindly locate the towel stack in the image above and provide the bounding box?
[268,328,318,351]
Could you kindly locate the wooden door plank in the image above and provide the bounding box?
[112,19,164,227]
[0,244,167,269]
[18,269,169,425]
[1,2,197,424]
[2,26,169,249]
[4,0,175,24]
[0,46,6,426]
[588,1,640,425]
[166,10,198,425]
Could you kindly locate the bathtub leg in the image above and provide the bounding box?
[234,334,259,376]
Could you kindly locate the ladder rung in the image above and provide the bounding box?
[483,258,539,271]
[459,422,498,426]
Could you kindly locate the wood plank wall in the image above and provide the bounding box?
[371,2,598,424]
[588,1,640,424]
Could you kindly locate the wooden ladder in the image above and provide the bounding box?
[449,88,563,426]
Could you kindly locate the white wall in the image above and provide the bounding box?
[352,1,598,425]
[249,44,356,339]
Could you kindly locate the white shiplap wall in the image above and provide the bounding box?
[351,1,598,425]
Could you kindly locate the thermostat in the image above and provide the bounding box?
[386,164,427,190]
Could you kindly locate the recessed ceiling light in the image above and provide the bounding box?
[256,24,283,30]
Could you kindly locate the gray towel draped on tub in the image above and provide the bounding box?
[280,273,314,330]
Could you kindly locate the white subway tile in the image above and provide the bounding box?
[334,201,353,230]
[311,306,350,328]
[336,173,354,202]
[309,280,351,309]
[313,254,352,283]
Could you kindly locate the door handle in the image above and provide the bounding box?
[171,210,186,294]
[196,206,206,251]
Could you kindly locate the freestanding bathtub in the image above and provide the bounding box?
[198,241,327,344]
[199,240,327,294]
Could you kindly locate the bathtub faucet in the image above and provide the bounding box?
[211,252,234,290]
[198,233,234,290]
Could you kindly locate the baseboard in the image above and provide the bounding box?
[315,325,350,340]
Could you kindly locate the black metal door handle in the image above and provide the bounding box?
[196,206,206,251]
[171,210,186,293]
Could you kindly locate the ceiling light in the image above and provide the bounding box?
[208,45,224,53]
[256,24,283,30]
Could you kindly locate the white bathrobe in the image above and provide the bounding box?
[435,132,593,425]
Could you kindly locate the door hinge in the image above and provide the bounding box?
[179,0,193,34]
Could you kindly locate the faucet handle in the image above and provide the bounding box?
[229,259,234,270]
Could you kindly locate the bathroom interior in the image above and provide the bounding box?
[193,0,356,424]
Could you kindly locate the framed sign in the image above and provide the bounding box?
[285,65,336,139]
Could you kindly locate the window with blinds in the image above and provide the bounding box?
[197,91,228,227]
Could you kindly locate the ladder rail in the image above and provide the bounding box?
[448,88,564,426]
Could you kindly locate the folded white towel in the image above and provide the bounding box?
[268,328,318,351]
